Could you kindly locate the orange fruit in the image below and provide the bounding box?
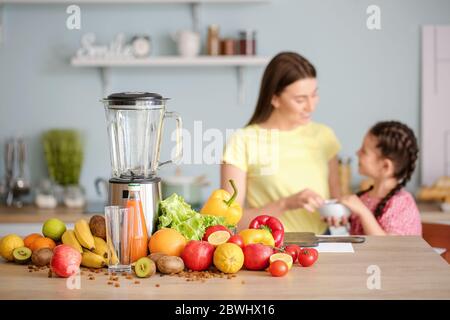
[31,237,56,252]
[24,233,43,249]
[148,228,186,257]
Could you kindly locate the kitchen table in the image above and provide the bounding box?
[0,236,449,300]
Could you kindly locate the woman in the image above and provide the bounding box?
[221,52,341,234]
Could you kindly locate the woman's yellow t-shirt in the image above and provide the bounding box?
[222,122,341,234]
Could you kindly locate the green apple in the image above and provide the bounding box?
[42,218,66,241]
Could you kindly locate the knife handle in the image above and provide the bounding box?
[317,236,365,243]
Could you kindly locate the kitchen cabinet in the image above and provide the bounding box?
[0,236,449,299]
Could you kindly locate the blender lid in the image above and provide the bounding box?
[102,92,169,109]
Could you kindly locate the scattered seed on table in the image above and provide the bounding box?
[111,272,117,276]
[241,281,245,285]
[114,283,120,287]
[104,272,109,276]
[107,281,113,285]
[134,281,140,284]
[155,284,160,287]
[126,275,133,280]
[28,270,33,273]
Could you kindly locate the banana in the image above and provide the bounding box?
[81,249,106,268]
[74,219,95,250]
[108,242,119,265]
[61,230,83,253]
[93,236,108,259]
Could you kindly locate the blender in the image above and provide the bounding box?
[102,92,182,235]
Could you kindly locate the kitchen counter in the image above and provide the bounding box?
[0,236,449,300]
[0,202,449,225]
[0,205,97,224]
[418,202,450,224]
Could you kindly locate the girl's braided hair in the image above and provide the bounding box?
[357,121,419,218]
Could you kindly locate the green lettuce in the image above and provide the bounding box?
[157,193,226,240]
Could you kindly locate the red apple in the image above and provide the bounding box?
[50,244,82,278]
[181,240,215,271]
[243,244,274,270]
[202,225,232,241]
[228,234,244,249]
[284,244,302,262]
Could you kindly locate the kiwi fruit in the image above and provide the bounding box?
[31,248,53,267]
[13,247,32,264]
[148,252,167,264]
[134,257,156,278]
[89,215,106,240]
[156,256,184,274]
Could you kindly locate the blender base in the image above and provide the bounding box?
[108,177,161,235]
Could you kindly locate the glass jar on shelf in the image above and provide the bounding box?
[238,30,257,55]
[34,179,58,209]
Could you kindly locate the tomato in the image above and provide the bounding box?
[284,245,301,262]
[268,260,289,277]
[227,234,244,249]
[297,248,318,267]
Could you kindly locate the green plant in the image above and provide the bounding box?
[42,129,84,186]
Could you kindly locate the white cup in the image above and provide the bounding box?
[172,30,201,57]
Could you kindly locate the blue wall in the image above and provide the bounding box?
[1,0,450,202]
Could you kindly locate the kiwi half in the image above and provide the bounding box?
[13,247,32,264]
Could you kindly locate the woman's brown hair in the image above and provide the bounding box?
[357,121,419,217]
[247,52,317,125]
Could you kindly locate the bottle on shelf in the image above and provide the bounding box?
[207,25,220,56]
[238,29,257,55]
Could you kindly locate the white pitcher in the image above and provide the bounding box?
[172,30,201,57]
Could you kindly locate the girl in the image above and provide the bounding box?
[221,52,341,233]
[336,121,422,236]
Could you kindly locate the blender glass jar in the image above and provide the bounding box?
[102,92,182,180]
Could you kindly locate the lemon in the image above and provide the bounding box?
[270,253,293,270]
[207,231,231,247]
[0,234,25,262]
[213,243,244,274]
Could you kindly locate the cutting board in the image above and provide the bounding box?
[284,232,365,247]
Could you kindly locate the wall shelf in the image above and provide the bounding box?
[71,55,270,103]
[2,0,271,102]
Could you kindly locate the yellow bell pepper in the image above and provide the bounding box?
[238,229,275,247]
[200,179,242,226]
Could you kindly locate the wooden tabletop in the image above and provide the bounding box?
[0,236,449,300]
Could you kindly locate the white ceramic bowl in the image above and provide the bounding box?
[440,202,450,213]
[319,200,351,218]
